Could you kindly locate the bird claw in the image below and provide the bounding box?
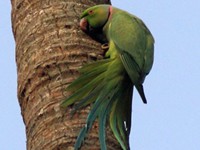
[101,43,109,50]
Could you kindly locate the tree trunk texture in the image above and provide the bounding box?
[11,0,121,149]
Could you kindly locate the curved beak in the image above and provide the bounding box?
[80,18,88,31]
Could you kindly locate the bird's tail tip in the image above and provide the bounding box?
[135,84,147,104]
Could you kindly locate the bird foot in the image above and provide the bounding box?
[101,43,109,50]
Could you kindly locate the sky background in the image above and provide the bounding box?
[0,0,200,150]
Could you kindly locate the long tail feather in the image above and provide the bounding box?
[109,78,133,150]
[98,81,124,150]
[62,56,132,150]
[68,59,112,91]
[110,100,126,150]
[74,127,87,150]
[74,89,116,149]
[71,82,104,113]
[61,59,112,108]
[61,72,106,107]
[74,74,124,149]
[79,58,112,73]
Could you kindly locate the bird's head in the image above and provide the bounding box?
[80,5,111,31]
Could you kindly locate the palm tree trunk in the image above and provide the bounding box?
[11,0,121,149]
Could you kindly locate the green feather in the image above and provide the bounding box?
[110,100,126,150]
[109,79,132,150]
[70,83,104,115]
[61,59,111,107]
[74,127,87,150]
[120,52,147,103]
[67,59,112,91]
[62,73,105,107]
[98,79,124,150]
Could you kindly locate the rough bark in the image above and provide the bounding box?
[11,0,121,149]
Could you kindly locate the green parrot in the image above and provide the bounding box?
[61,4,154,150]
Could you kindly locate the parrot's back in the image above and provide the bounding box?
[106,8,154,76]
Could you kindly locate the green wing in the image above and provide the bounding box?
[109,11,154,77]
[108,11,154,103]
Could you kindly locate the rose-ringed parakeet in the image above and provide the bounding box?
[61,4,154,150]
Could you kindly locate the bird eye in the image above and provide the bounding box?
[88,10,94,15]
